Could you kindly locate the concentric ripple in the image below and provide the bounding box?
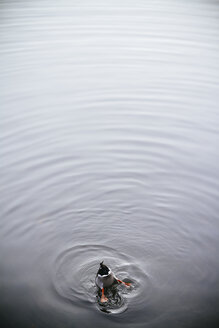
[1,0,219,327]
[52,244,150,315]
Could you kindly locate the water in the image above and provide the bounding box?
[1,0,219,327]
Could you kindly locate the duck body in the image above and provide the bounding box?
[95,261,131,303]
[95,261,116,289]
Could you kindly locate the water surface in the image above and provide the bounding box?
[1,0,219,327]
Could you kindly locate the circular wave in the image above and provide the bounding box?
[52,244,150,315]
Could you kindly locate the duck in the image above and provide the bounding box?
[95,261,131,303]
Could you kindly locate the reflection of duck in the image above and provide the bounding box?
[95,261,131,303]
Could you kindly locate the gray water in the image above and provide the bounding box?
[1,0,219,327]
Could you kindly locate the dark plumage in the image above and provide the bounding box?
[97,261,110,276]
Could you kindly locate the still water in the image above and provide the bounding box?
[1,0,219,327]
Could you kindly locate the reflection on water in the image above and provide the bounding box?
[1,0,219,327]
